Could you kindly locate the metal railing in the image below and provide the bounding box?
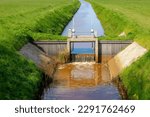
[68,29,98,38]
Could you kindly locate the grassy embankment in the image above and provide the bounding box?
[88,0,150,99]
[0,0,80,99]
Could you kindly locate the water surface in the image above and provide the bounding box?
[42,62,121,100]
[62,0,104,36]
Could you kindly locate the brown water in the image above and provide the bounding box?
[41,56,121,100]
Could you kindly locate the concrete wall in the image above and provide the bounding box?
[108,42,147,79]
[99,40,132,55]
[34,41,67,55]
[34,40,132,56]
[20,43,57,77]
[20,43,45,66]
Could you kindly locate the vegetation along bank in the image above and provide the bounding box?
[87,0,150,99]
[0,0,80,99]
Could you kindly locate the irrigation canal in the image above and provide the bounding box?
[62,0,104,36]
[40,0,125,100]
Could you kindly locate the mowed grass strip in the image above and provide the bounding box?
[92,0,150,30]
[0,0,71,17]
[0,0,80,48]
[0,0,80,99]
[88,0,150,99]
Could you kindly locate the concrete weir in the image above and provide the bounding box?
[34,40,132,62]
[20,40,147,100]
[20,40,147,80]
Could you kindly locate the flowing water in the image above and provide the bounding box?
[41,0,121,100]
[41,57,121,100]
[62,0,104,36]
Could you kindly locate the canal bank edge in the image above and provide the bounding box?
[108,42,147,79]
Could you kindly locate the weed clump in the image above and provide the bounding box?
[58,49,70,63]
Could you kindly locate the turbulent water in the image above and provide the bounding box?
[42,60,121,100]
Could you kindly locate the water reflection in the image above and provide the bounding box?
[62,0,104,36]
[42,62,121,100]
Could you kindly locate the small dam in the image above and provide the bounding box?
[21,38,147,100]
[34,38,132,62]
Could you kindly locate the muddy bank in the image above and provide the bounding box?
[112,78,128,100]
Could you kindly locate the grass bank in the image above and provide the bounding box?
[88,0,150,99]
[0,0,80,49]
[87,0,142,41]
[0,0,80,99]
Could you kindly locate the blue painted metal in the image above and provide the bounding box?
[71,48,94,54]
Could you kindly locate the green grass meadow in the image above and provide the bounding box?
[88,0,150,99]
[0,0,80,99]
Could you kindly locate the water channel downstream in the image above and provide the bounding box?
[41,0,121,100]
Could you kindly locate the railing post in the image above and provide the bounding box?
[72,29,75,38]
[67,39,71,62]
[91,29,94,38]
[94,30,97,38]
[95,39,99,63]
[68,29,72,38]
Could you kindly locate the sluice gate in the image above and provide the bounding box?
[67,36,99,62]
